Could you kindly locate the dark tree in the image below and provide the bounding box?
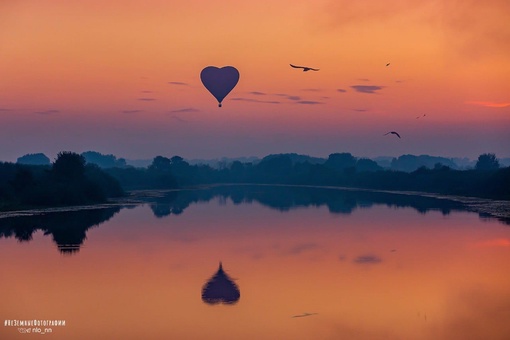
[17,153,51,166]
[10,167,35,192]
[229,161,245,182]
[325,153,357,171]
[149,156,172,171]
[53,152,86,180]
[356,158,382,172]
[390,154,457,172]
[81,151,126,168]
[475,153,500,170]
[170,155,184,164]
[434,163,450,171]
[255,155,293,182]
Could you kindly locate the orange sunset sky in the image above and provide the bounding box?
[0,0,509,162]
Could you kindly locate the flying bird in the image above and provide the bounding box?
[384,131,401,138]
[290,64,319,72]
[386,63,390,67]
[292,312,318,318]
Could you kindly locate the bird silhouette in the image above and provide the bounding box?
[386,63,390,67]
[292,312,318,318]
[290,64,319,72]
[384,131,401,138]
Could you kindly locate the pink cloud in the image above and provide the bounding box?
[466,101,510,108]
[474,238,510,248]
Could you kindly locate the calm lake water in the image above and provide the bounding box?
[1,185,510,340]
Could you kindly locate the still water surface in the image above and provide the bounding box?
[1,186,510,339]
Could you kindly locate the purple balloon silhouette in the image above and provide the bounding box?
[200,66,240,107]
[201,262,240,305]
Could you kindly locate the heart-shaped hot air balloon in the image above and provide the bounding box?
[200,66,240,107]
[201,262,240,305]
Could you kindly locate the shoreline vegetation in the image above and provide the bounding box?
[3,184,508,256]
[1,151,509,214]
[0,152,124,212]
[1,185,509,225]
[104,152,509,199]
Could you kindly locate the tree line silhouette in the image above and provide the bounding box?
[106,152,509,200]
[1,151,508,212]
[0,151,124,210]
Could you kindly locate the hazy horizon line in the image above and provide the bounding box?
[5,150,510,164]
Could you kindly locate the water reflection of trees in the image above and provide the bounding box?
[144,185,471,218]
[201,262,240,305]
[1,185,506,253]
[149,191,193,218]
[0,207,120,254]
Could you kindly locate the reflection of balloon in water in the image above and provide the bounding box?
[201,262,240,305]
[200,66,240,107]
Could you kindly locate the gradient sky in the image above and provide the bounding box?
[1,0,509,162]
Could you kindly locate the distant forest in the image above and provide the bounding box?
[104,152,509,199]
[1,151,508,212]
[15,150,510,171]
